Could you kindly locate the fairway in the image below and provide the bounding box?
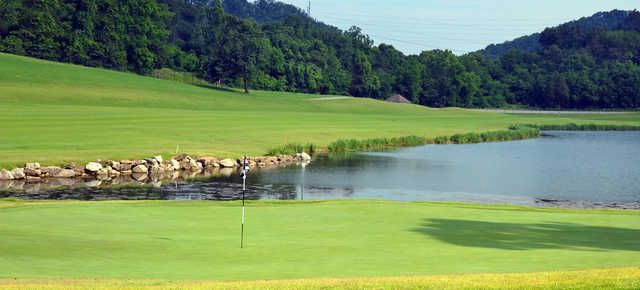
[1,199,639,281]
[1,53,640,168]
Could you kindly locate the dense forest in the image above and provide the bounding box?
[1,0,639,109]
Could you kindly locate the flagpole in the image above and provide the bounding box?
[240,156,249,249]
[241,174,245,248]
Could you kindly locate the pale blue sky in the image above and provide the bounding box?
[282,0,638,55]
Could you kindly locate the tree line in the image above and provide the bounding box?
[1,0,639,108]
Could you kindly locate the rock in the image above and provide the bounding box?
[109,160,120,169]
[40,166,61,176]
[145,158,158,167]
[96,168,109,176]
[24,168,41,177]
[197,156,218,167]
[132,164,148,173]
[109,168,121,177]
[120,160,134,164]
[0,169,13,180]
[10,168,25,179]
[49,167,76,178]
[25,163,40,170]
[168,159,180,171]
[172,154,188,162]
[219,159,236,168]
[85,162,103,173]
[153,155,163,163]
[115,162,132,172]
[65,163,85,176]
[120,170,132,175]
[300,152,312,161]
[150,165,165,174]
[179,158,201,171]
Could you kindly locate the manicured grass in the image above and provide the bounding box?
[1,52,640,168]
[1,267,639,289]
[0,199,639,281]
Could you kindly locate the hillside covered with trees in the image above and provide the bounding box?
[476,10,632,59]
[1,0,639,109]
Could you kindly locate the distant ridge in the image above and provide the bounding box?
[475,10,633,58]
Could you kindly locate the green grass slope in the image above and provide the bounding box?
[1,52,639,167]
[0,199,639,280]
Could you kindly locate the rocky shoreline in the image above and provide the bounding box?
[0,152,312,191]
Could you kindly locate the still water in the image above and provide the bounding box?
[250,131,640,204]
[3,131,640,206]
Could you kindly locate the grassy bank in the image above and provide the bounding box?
[324,126,541,152]
[2,52,640,167]
[1,267,639,289]
[516,123,640,131]
[1,199,639,281]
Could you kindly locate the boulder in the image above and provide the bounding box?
[0,169,13,180]
[172,154,188,162]
[10,168,25,180]
[180,158,202,171]
[85,162,103,173]
[50,168,76,178]
[132,164,148,173]
[25,163,40,170]
[197,156,218,167]
[24,168,41,177]
[108,168,121,177]
[40,166,62,176]
[299,152,312,161]
[150,165,166,174]
[109,160,120,169]
[168,159,180,171]
[65,163,85,176]
[153,155,163,163]
[96,168,109,176]
[219,159,236,168]
[49,168,76,178]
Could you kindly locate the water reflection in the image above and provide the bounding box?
[2,131,640,206]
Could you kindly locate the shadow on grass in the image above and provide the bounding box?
[412,219,640,251]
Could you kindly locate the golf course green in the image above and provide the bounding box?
[2,52,640,288]
[1,52,640,168]
[1,199,639,281]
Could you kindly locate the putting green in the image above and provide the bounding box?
[1,199,638,281]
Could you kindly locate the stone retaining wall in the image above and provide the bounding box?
[0,153,312,185]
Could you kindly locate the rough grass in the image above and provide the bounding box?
[1,267,639,289]
[1,53,640,167]
[0,199,639,282]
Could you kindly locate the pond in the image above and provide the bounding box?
[3,131,640,208]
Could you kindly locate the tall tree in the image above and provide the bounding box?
[219,16,264,93]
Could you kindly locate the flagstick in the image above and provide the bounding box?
[240,156,249,249]
[241,174,245,249]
